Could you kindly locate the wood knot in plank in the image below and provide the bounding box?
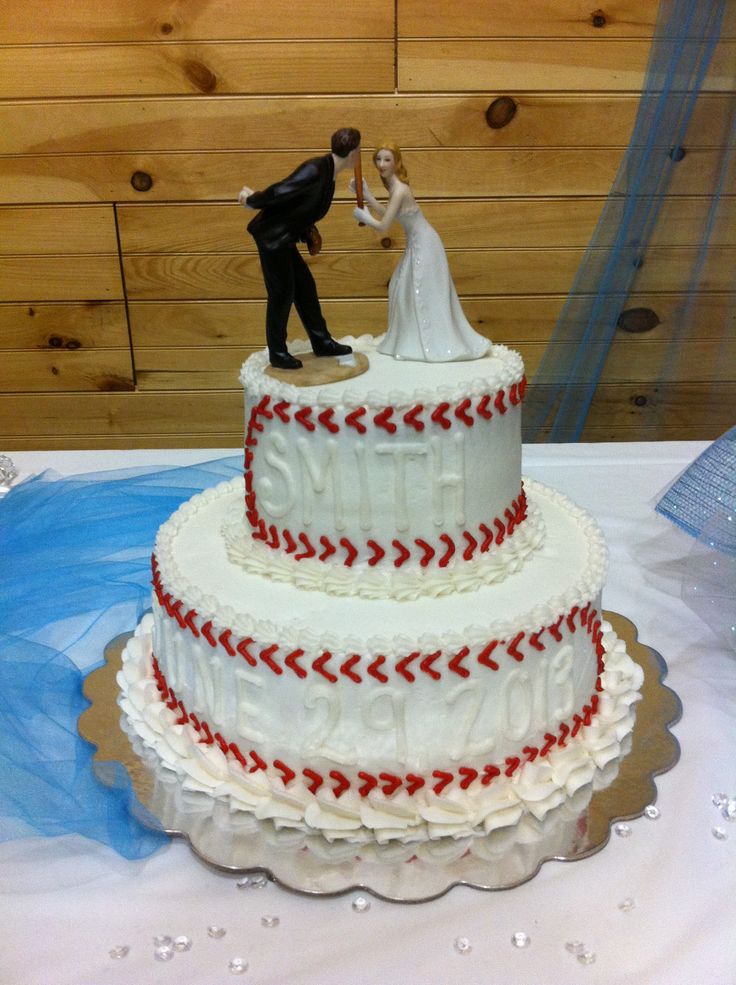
[617,308,660,333]
[485,96,517,130]
[184,60,218,93]
[591,9,607,27]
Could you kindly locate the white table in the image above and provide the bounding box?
[2,443,734,985]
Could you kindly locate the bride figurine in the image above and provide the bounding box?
[352,141,490,362]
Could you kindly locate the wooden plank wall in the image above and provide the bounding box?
[0,0,733,449]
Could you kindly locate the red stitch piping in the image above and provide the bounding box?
[201,620,217,647]
[214,732,229,755]
[319,535,336,561]
[267,525,280,550]
[558,722,570,747]
[415,538,435,566]
[458,767,479,789]
[548,615,564,641]
[330,770,350,798]
[455,398,474,426]
[479,523,493,552]
[431,402,451,429]
[274,759,296,785]
[481,765,501,786]
[438,534,455,567]
[523,745,539,762]
[432,770,454,795]
[462,531,477,560]
[318,407,339,433]
[374,406,397,433]
[283,529,297,554]
[313,651,337,683]
[358,772,377,797]
[566,605,580,633]
[236,638,257,667]
[540,732,557,756]
[507,631,525,661]
[201,722,215,744]
[392,539,411,568]
[504,756,520,777]
[249,750,267,772]
[294,532,316,561]
[477,394,492,419]
[345,407,367,433]
[494,517,505,545]
[519,375,527,399]
[294,406,315,431]
[509,382,519,406]
[273,400,291,422]
[405,774,425,795]
[494,389,507,414]
[448,646,470,678]
[529,629,545,651]
[403,405,424,430]
[259,644,282,675]
[340,537,358,567]
[367,655,388,683]
[229,743,247,768]
[477,639,500,670]
[396,651,419,682]
[420,650,441,681]
[303,769,323,794]
[282,648,305,679]
[380,773,402,796]
[340,654,362,683]
[366,539,385,566]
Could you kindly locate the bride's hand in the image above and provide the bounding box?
[348,177,369,196]
[353,206,371,225]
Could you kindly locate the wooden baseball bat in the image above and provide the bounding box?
[354,154,365,225]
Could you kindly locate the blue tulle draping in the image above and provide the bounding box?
[523,0,731,441]
[0,456,241,858]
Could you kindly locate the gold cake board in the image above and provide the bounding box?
[80,612,681,902]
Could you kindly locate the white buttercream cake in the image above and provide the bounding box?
[118,335,643,845]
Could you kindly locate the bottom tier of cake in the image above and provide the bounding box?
[117,477,643,845]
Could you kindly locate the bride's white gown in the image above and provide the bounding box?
[377,207,490,362]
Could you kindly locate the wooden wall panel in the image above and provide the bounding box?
[0,0,732,449]
[0,42,394,98]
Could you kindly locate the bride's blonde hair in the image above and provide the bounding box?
[373,140,409,187]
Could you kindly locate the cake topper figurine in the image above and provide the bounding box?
[352,141,490,362]
[239,128,361,370]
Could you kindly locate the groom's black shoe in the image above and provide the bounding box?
[312,337,353,358]
[269,350,303,370]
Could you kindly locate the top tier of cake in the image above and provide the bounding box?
[236,335,544,600]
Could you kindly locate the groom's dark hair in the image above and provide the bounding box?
[331,128,361,158]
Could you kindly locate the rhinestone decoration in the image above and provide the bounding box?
[154,944,175,962]
[153,935,172,947]
[618,897,636,912]
[351,896,371,912]
[511,932,531,949]
[208,926,227,939]
[722,798,736,821]
[454,937,472,954]
[578,951,597,965]
[250,872,269,889]
[0,455,18,486]
[712,826,728,841]
[261,915,280,928]
[644,805,660,820]
[109,946,129,960]
[173,935,192,952]
[565,941,586,955]
[614,822,632,838]
[712,792,728,808]
[229,957,249,975]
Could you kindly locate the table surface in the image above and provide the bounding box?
[2,443,734,985]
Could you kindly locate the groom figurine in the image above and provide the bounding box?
[239,127,361,370]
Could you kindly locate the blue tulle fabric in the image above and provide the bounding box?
[0,457,240,858]
[523,0,731,441]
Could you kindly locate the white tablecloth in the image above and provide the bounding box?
[2,443,734,985]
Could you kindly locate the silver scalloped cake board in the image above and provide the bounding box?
[80,611,681,902]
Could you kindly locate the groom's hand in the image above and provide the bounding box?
[238,186,256,207]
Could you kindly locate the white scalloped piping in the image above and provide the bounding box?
[118,615,642,845]
[239,335,525,411]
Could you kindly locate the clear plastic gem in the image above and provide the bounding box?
[154,945,175,962]
[565,941,585,955]
[454,936,472,954]
[578,951,597,965]
[352,895,371,912]
[173,935,192,952]
[229,957,249,974]
[109,946,129,960]
[712,826,728,840]
[712,792,728,808]
[644,805,660,820]
[722,798,736,821]
[511,932,530,949]
[614,822,632,838]
[261,915,280,928]
[618,897,636,912]
[250,872,268,889]
[207,926,227,939]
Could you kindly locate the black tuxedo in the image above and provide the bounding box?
[246,155,336,357]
